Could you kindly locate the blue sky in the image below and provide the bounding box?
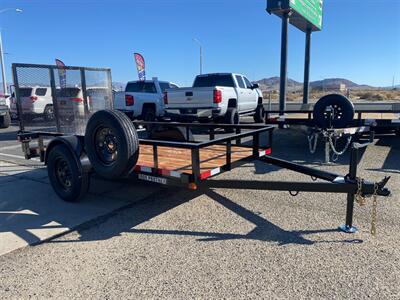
[1,0,400,87]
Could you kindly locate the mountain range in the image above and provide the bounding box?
[255,77,376,91]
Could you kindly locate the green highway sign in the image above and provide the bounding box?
[289,0,323,31]
[266,0,324,32]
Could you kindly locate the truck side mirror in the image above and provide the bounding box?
[252,83,259,89]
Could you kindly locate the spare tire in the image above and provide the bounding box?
[313,94,354,129]
[84,110,139,179]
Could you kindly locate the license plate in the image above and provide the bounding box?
[138,174,167,185]
[182,109,195,114]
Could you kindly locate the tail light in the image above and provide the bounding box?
[71,98,83,103]
[125,95,134,106]
[163,92,168,105]
[30,96,38,102]
[213,89,222,104]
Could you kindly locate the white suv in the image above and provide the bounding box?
[10,86,54,121]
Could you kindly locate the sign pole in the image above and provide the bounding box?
[279,11,289,116]
[303,29,312,104]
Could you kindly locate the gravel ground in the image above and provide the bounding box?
[0,128,399,299]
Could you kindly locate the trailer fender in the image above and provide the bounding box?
[45,136,84,169]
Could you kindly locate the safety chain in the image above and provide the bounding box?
[328,134,352,157]
[308,132,318,154]
[354,179,380,236]
[355,178,366,206]
[371,183,379,236]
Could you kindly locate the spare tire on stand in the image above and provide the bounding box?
[313,94,355,129]
[84,110,139,179]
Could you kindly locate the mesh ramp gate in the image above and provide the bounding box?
[12,63,113,136]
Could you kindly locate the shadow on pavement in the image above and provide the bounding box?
[48,186,362,246]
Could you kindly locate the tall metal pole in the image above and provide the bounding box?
[0,31,7,94]
[200,45,203,75]
[193,38,203,75]
[279,12,289,116]
[303,29,311,104]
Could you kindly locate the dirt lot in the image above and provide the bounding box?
[0,121,399,299]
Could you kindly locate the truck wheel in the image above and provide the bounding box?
[225,108,239,133]
[84,110,139,179]
[47,144,89,202]
[142,107,156,122]
[0,110,11,128]
[313,94,354,129]
[44,105,55,122]
[253,105,265,123]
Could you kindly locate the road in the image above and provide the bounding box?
[0,121,399,299]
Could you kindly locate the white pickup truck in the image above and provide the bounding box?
[164,73,264,124]
[114,78,178,121]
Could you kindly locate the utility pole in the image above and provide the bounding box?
[193,38,202,75]
[0,8,23,94]
[0,31,6,95]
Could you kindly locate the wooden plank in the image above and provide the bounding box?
[136,144,253,174]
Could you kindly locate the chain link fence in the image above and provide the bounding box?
[12,63,113,135]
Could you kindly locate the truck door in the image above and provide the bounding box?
[234,75,247,111]
[243,76,258,111]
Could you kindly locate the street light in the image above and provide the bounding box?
[0,8,23,94]
[192,38,202,75]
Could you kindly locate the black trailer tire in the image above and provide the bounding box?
[253,105,265,123]
[225,107,239,133]
[47,144,89,202]
[0,111,11,128]
[84,110,139,179]
[44,105,55,122]
[313,94,355,129]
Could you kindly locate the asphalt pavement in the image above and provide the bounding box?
[0,120,399,299]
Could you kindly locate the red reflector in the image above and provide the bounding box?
[163,92,168,105]
[71,98,83,103]
[30,96,38,102]
[265,148,272,155]
[125,95,134,106]
[213,89,222,103]
[200,170,211,180]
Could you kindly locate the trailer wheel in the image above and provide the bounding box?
[0,110,11,128]
[253,105,265,123]
[225,108,239,133]
[47,144,89,202]
[84,110,139,179]
[313,94,354,129]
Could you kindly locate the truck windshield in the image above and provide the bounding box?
[193,75,235,88]
[126,82,157,93]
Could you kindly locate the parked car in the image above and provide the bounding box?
[164,73,264,124]
[10,86,54,122]
[0,94,11,128]
[113,78,179,121]
[56,87,110,122]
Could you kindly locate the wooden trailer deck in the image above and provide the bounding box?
[136,144,257,175]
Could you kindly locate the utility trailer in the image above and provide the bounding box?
[263,94,400,163]
[13,64,392,234]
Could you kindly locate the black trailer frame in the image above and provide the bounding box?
[12,62,391,234]
[17,121,391,234]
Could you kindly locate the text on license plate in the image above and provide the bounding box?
[138,174,167,185]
